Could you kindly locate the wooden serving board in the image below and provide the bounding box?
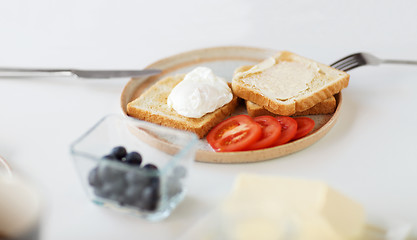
[121,46,342,163]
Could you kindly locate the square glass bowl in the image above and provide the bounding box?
[70,115,198,221]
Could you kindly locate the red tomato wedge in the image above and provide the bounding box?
[206,115,262,152]
[292,117,315,140]
[273,116,298,146]
[246,116,282,150]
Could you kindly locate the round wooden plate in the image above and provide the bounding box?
[121,46,342,163]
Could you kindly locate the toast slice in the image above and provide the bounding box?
[234,65,337,117]
[232,51,349,116]
[246,96,336,117]
[126,74,238,138]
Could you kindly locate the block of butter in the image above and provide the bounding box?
[219,174,366,240]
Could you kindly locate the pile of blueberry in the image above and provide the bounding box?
[87,146,187,212]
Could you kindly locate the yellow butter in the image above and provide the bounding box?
[221,174,365,240]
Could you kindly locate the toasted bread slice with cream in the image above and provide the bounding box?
[234,65,337,117]
[232,51,349,116]
[246,97,336,117]
[126,74,238,138]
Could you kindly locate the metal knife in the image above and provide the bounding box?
[0,67,162,79]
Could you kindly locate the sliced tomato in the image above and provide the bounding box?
[292,117,315,140]
[246,116,282,150]
[207,115,262,152]
[273,116,298,146]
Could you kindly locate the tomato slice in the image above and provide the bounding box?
[206,115,262,152]
[292,117,315,140]
[273,116,298,146]
[246,116,282,150]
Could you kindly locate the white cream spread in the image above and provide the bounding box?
[246,57,276,74]
[167,67,233,118]
[244,61,317,100]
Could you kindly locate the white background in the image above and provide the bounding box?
[1,0,417,239]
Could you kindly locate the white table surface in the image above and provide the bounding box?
[1,0,417,239]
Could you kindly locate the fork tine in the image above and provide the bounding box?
[331,58,359,69]
[330,53,367,71]
[330,53,360,67]
[336,63,363,72]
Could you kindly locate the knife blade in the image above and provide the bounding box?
[0,67,162,79]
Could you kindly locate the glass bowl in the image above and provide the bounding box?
[70,115,198,221]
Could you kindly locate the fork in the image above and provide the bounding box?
[330,52,417,72]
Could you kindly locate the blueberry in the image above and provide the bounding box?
[94,177,126,199]
[108,178,127,195]
[122,185,145,206]
[94,183,114,198]
[124,170,147,185]
[98,164,125,182]
[149,176,160,187]
[88,167,102,188]
[136,185,159,211]
[143,163,158,171]
[111,146,127,160]
[125,185,144,199]
[142,165,159,187]
[124,152,142,165]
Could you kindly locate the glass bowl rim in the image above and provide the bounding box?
[70,114,199,175]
